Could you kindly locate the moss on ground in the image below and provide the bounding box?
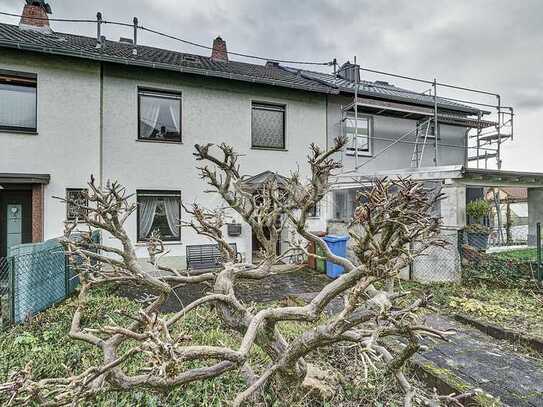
[401,281,543,340]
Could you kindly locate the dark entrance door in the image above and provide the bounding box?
[0,190,32,257]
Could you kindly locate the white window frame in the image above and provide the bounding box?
[344,113,372,157]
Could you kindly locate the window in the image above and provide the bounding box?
[138,89,181,142]
[333,187,369,220]
[137,190,181,241]
[423,181,442,218]
[309,203,321,218]
[417,119,440,140]
[66,189,88,222]
[0,72,37,132]
[251,102,285,149]
[344,114,371,155]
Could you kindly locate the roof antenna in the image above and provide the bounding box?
[132,17,138,56]
[96,12,102,49]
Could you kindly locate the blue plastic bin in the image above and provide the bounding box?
[323,235,350,278]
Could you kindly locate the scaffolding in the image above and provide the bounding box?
[334,60,514,173]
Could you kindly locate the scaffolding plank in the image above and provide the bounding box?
[467,153,498,161]
[479,133,512,142]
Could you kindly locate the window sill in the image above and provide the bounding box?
[0,128,38,135]
[136,138,183,145]
[345,151,372,157]
[251,146,288,152]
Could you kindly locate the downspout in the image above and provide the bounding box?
[99,62,104,187]
[463,128,470,168]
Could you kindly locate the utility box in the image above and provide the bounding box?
[227,223,242,237]
[323,235,350,278]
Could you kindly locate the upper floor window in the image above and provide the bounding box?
[0,72,37,133]
[344,114,371,156]
[251,102,285,149]
[66,188,89,222]
[137,190,181,242]
[417,119,440,140]
[138,89,181,142]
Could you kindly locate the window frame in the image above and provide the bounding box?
[66,188,89,223]
[308,202,321,218]
[0,69,38,134]
[136,189,182,242]
[250,101,286,150]
[344,113,372,157]
[137,87,182,143]
[416,119,440,141]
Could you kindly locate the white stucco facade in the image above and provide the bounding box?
[1,51,327,265]
[1,47,482,272]
[0,49,101,240]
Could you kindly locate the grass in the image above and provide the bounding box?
[0,286,426,406]
[402,281,543,340]
[495,248,538,262]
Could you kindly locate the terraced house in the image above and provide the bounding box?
[2,1,543,280]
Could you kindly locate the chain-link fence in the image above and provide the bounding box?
[410,228,462,283]
[0,235,94,328]
[11,246,68,324]
[0,257,10,327]
[408,224,543,285]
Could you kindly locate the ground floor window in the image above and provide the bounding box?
[333,187,369,220]
[309,202,321,218]
[66,188,88,222]
[137,190,181,241]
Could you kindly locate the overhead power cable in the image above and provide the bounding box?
[0,11,333,66]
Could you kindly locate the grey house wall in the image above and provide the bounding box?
[326,94,467,172]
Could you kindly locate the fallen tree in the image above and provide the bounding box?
[0,137,473,406]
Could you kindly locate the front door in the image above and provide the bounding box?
[0,190,32,257]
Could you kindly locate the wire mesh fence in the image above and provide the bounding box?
[0,234,98,328]
[11,247,68,324]
[0,257,10,327]
[410,229,461,283]
[409,224,543,285]
[458,226,542,287]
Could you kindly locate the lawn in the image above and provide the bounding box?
[0,286,423,406]
[494,247,539,262]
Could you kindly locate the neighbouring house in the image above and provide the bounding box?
[484,187,529,244]
[2,1,543,281]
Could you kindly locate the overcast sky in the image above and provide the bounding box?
[1,0,542,171]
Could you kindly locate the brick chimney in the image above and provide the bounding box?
[211,36,228,62]
[19,1,52,33]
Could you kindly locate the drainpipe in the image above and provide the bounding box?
[99,63,104,187]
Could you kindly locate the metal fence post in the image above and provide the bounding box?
[9,256,15,324]
[537,222,542,282]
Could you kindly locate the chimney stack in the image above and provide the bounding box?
[211,36,228,62]
[338,61,360,84]
[19,0,52,32]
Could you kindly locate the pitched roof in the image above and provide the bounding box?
[280,67,481,114]
[0,22,482,114]
[0,22,335,94]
